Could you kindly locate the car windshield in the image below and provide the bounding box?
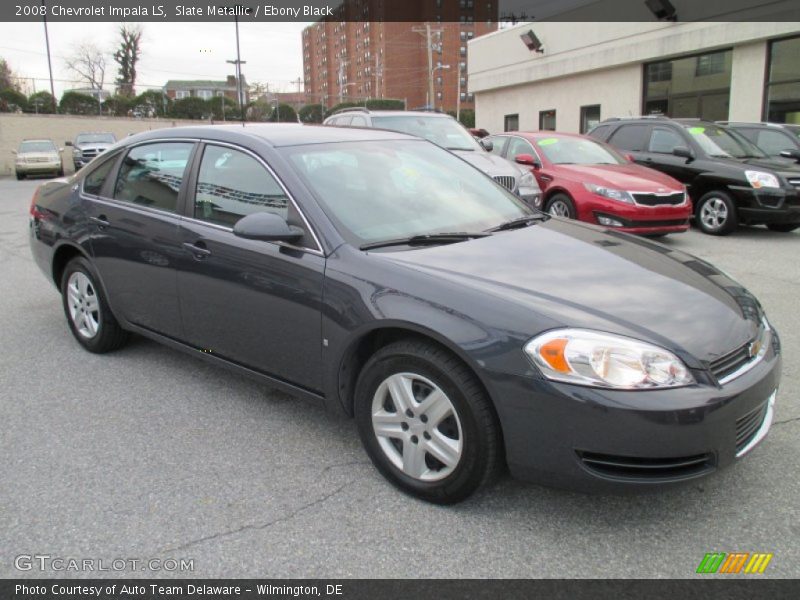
[683,124,767,159]
[370,115,481,151]
[283,140,532,247]
[76,133,116,144]
[19,141,56,153]
[534,136,625,165]
[787,125,800,139]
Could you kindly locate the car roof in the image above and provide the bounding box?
[718,121,795,129]
[125,123,419,147]
[20,139,55,144]
[505,131,587,139]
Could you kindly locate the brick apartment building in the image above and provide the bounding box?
[302,1,497,113]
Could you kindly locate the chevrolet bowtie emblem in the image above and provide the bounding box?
[748,339,762,359]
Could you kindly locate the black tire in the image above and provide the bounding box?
[545,193,577,219]
[695,190,738,235]
[15,172,24,180]
[57,168,64,177]
[60,256,129,353]
[354,339,502,504]
[766,223,800,233]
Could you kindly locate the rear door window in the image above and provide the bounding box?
[82,155,117,196]
[756,129,797,156]
[608,124,650,152]
[506,136,536,159]
[648,127,685,154]
[483,135,508,156]
[113,142,193,213]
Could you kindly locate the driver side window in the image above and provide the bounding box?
[648,128,684,154]
[506,137,536,160]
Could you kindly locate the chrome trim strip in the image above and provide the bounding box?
[735,391,776,458]
[717,320,770,385]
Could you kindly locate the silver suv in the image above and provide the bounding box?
[323,109,541,207]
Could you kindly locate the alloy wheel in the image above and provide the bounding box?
[371,372,463,482]
[700,197,728,231]
[548,200,570,217]
[66,272,100,339]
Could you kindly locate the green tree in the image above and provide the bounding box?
[59,91,99,115]
[104,94,133,116]
[169,96,209,120]
[207,95,237,120]
[134,89,169,117]
[113,25,142,97]
[0,88,27,112]
[458,109,476,128]
[269,103,298,123]
[365,98,405,110]
[28,91,56,114]
[246,98,272,121]
[299,103,324,124]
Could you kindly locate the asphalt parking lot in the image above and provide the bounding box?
[1,177,798,579]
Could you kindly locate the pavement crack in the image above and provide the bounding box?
[773,416,800,426]
[161,480,353,553]
[320,460,370,474]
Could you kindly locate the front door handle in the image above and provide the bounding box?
[89,215,110,229]
[183,241,211,259]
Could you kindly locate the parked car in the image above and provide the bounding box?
[482,131,691,237]
[66,132,117,171]
[588,117,800,234]
[323,108,542,207]
[718,121,800,163]
[30,125,781,503]
[13,139,64,179]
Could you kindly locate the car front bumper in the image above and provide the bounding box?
[730,185,800,224]
[486,341,781,492]
[16,161,62,174]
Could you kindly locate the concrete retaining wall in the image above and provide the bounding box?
[0,113,200,177]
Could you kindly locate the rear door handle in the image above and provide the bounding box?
[89,215,110,229]
[183,242,212,259]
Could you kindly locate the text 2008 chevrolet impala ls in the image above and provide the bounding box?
[29,125,781,503]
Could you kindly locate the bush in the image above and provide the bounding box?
[0,88,28,112]
[169,96,209,120]
[208,95,237,120]
[27,91,56,113]
[104,95,134,116]
[133,90,170,117]
[458,109,476,128]
[268,103,298,123]
[59,91,99,115]
[299,103,323,124]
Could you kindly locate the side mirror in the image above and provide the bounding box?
[515,153,541,169]
[672,146,694,160]
[624,153,634,162]
[65,141,73,146]
[233,212,304,243]
[779,149,800,162]
[479,139,494,152]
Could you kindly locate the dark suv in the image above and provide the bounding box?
[718,122,800,162]
[588,117,800,235]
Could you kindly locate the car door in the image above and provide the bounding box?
[176,142,325,390]
[639,126,697,183]
[85,140,196,339]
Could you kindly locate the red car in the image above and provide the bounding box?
[483,131,692,236]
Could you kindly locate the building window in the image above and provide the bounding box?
[695,53,726,77]
[643,49,732,121]
[504,114,519,132]
[460,46,466,56]
[460,92,467,101]
[539,109,556,131]
[460,61,466,71]
[196,90,213,100]
[175,90,189,99]
[765,35,800,123]
[579,105,601,134]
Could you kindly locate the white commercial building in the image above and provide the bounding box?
[468,21,800,134]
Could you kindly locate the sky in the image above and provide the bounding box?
[0,21,310,98]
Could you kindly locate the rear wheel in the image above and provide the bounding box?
[766,223,800,232]
[545,193,577,219]
[60,257,129,353]
[354,339,502,504]
[696,190,737,235]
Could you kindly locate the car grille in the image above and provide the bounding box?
[577,451,714,481]
[626,218,689,227]
[633,192,685,206]
[81,148,105,159]
[493,175,515,191]
[28,157,51,163]
[736,402,769,455]
[709,343,752,383]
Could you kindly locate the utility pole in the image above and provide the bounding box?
[413,23,443,110]
[41,0,56,112]
[293,77,303,93]
[226,16,247,124]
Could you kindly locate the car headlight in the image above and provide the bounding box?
[524,329,694,389]
[73,148,81,156]
[583,183,634,204]
[519,171,537,188]
[745,170,780,189]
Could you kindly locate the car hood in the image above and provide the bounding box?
[556,163,683,191]
[717,155,800,178]
[377,219,761,365]
[452,149,519,179]
[75,142,113,151]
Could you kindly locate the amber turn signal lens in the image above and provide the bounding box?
[539,338,570,373]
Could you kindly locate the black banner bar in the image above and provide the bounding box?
[2,579,800,600]
[1,0,799,23]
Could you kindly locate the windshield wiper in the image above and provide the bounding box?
[360,231,491,251]
[487,213,549,232]
[446,147,474,151]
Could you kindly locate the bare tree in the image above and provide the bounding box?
[64,43,106,90]
[113,25,143,97]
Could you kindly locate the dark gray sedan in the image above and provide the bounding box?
[29,125,781,504]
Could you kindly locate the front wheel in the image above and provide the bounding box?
[545,193,577,219]
[696,190,737,235]
[60,257,129,353]
[354,339,502,504]
[766,223,800,233]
